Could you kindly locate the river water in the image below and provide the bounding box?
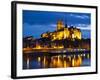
[23,52,90,69]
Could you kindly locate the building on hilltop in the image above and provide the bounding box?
[41,20,81,41]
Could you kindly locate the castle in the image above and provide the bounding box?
[41,20,81,41]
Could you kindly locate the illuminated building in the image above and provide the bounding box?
[41,20,81,41]
[57,20,64,30]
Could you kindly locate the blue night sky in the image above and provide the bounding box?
[23,10,91,39]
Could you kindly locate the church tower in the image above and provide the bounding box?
[57,20,64,31]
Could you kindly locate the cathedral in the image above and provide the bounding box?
[41,20,81,41]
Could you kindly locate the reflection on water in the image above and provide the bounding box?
[23,53,91,69]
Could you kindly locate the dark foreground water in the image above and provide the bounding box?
[23,52,91,69]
